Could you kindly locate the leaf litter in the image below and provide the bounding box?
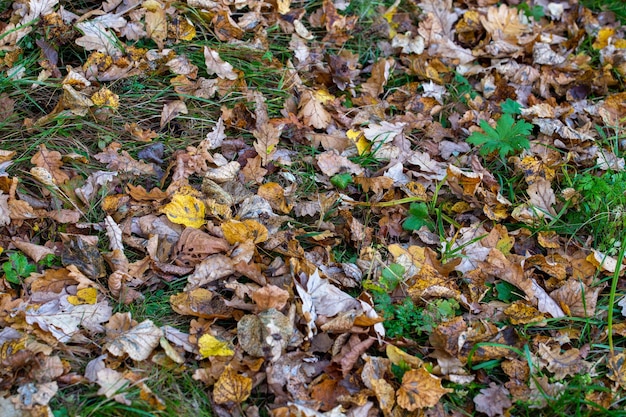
[1,0,626,416]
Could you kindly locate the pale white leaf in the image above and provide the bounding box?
[205,117,226,150]
[106,319,163,361]
[75,21,122,54]
[25,297,112,342]
[203,46,238,80]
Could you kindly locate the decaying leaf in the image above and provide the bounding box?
[25,296,112,343]
[473,383,512,417]
[106,319,163,361]
[204,46,238,80]
[160,100,188,129]
[396,367,452,410]
[213,365,252,404]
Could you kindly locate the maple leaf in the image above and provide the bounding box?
[298,88,332,129]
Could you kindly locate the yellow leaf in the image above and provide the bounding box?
[161,194,205,228]
[221,219,268,245]
[313,88,334,104]
[213,365,252,404]
[258,182,292,213]
[91,88,119,109]
[67,287,98,305]
[198,334,234,358]
[593,28,615,50]
[347,129,369,155]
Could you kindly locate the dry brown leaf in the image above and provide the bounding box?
[397,367,452,410]
[298,88,332,129]
[473,383,512,417]
[31,144,70,185]
[258,182,292,213]
[549,280,600,317]
[144,0,167,49]
[204,46,238,80]
[160,100,188,129]
[537,343,593,380]
[251,284,290,311]
[316,150,364,176]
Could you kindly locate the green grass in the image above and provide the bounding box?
[580,0,626,24]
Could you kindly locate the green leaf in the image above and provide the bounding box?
[403,202,435,231]
[500,98,522,115]
[10,252,37,277]
[330,173,353,189]
[3,261,19,284]
[467,114,532,159]
[380,263,405,291]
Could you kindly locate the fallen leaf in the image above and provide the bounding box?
[198,334,234,358]
[473,383,512,417]
[298,88,332,129]
[31,144,70,185]
[221,219,268,244]
[204,46,238,80]
[213,365,252,404]
[396,367,452,410]
[106,319,163,361]
[25,296,112,343]
[160,100,188,129]
[161,193,206,228]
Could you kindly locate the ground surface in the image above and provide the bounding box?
[1,0,626,416]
